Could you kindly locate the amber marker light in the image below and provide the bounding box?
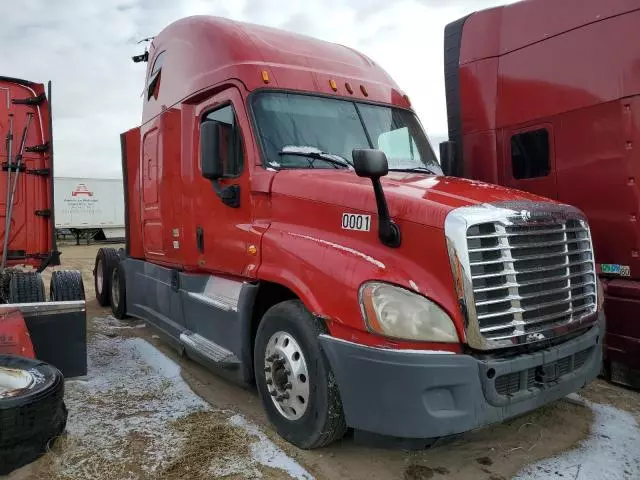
[329,79,338,92]
[261,70,270,84]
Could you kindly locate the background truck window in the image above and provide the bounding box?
[203,105,244,177]
[511,129,550,179]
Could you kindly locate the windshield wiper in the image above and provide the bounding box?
[276,146,353,169]
[388,166,438,175]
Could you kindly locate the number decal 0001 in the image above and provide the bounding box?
[341,213,371,232]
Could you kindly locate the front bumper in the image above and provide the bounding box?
[320,312,604,439]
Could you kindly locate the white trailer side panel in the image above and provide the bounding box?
[54,178,124,230]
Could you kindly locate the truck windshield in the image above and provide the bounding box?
[251,92,442,174]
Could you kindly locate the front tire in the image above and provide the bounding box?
[254,300,347,449]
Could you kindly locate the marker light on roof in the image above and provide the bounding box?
[345,82,354,94]
[261,70,270,84]
[329,79,338,92]
[403,94,411,106]
[360,84,369,97]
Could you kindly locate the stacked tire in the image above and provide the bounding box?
[0,356,67,475]
[50,270,85,301]
[4,271,85,303]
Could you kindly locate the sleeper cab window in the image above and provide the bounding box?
[511,128,550,179]
[201,105,244,178]
[147,51,166,100]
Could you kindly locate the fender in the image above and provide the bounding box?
[256,220,465,351]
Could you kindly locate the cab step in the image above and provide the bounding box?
[179,332,240,369]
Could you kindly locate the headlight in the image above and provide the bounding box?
[359,282,459,343]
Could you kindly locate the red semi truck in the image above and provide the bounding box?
[95,16,605,448]
[0,76,86,473]
[441,0,640,388]
[0,76,86,375]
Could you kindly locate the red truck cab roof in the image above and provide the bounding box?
[142,16,411,124]
[457,0,639,64]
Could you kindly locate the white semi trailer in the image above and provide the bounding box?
[54,177,124,244]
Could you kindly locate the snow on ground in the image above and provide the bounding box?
[49,325,313,479]
[514,395,640,480]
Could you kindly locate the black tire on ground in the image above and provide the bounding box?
[254,300,347,449]
[110,263,127,319]
[94,247,119,307]
[8,272,46,303]
[0,355,68,475]
[49,270,86,301]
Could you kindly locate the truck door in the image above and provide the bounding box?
[501,123,559,200]
[188,87,256,278]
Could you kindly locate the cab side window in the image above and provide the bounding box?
[202,105,244,177]
[147,51,166,101]
[511,129,550,179]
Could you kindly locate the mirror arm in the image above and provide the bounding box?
[210,180,240,208]
[371,178,401,248]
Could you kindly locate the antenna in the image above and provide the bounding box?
[132,36,154,63]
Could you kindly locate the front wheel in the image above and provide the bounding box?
[254,300,347,449]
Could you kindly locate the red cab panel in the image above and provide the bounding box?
[0,77,56,269]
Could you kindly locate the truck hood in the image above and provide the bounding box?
[271,170,547,228]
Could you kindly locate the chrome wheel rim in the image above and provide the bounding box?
[111,269,119,308]
[264,331,309,421]
[96,259,103,294]
[0,367,34,398]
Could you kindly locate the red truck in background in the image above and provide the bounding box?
[0,76,86,377]
[441,0,640,389]
[0,76,87,474]
[95,16,605,449]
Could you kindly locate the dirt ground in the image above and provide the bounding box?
[14,244,640,480]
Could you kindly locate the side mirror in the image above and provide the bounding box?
[351,148,401,248]
[352,148,389,178]
[200,120,223,180]
[439,140,456,176]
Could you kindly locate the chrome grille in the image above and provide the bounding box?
[466,219,597,343]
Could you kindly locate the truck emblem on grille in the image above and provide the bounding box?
[527,332,546,342]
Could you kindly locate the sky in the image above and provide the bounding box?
[1,0,511,178]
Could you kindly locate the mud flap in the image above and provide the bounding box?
[2,301,87,377]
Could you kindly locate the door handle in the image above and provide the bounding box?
[196,226,204,253]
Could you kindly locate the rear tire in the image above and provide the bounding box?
[8,272,46,303]
[94,248,118,306]
[49,270,85,301]
[0,355,67,475]
[254,300,347,449]
[110,263,127,319]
